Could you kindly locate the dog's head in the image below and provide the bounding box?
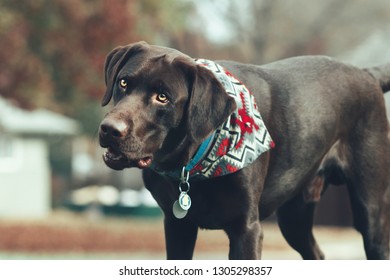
[99,41,236,171]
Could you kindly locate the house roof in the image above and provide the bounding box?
[0,97,79,135]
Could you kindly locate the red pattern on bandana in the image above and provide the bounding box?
[216,138,230,156]
[190,163,204,175]
[231,92,260,149]
[226,164,238,173]
[213,166,223,177]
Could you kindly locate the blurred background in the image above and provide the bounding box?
[0,0,389,259]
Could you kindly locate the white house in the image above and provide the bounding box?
[0,97,79,218]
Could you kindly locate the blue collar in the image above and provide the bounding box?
[183,132,215,173]
[150,131,215,180]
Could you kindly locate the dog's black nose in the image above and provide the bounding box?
[100,118,128,139]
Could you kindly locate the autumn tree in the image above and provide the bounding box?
[0,0,194,135]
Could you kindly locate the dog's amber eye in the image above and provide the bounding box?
[119,79,127,89]
[156,92,169,103]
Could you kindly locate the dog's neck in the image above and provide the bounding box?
[151,127,201,175]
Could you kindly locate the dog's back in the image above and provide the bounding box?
[221,56,390,259]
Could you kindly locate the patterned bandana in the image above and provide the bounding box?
[187,59,274,179]
[152,59,274,180]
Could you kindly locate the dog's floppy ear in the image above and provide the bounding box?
[101,41,148,106]
[175,58,237,142]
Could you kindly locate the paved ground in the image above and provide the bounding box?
[0,210,366,260]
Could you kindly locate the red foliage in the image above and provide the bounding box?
[0,0,140,112]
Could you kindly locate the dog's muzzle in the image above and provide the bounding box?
[99,118,153,170]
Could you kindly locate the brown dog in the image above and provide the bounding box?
[99,41,390,259]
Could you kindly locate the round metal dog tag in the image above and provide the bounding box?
[178,192,191,211]
[172,200,187,219]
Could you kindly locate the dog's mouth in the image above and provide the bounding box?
[102,147,153,170]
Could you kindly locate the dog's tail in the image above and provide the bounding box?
[363,63,390,93]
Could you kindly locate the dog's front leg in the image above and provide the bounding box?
[164,216,198,260]
[226,220,263,260]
